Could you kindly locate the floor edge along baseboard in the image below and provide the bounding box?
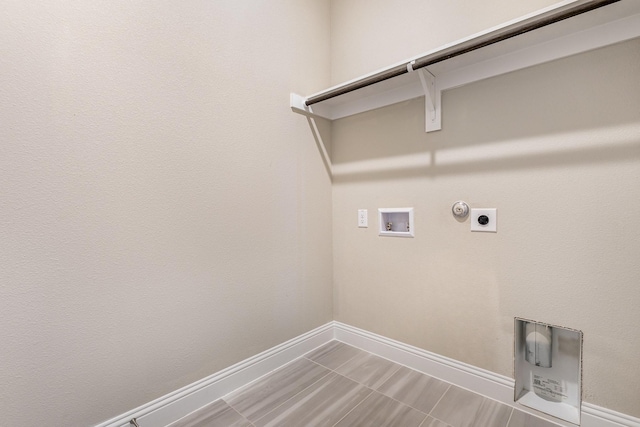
[94,321,639,427]
[93,323,334,427]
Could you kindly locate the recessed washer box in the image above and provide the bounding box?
[378,208,414,238]
[514,318,583,425]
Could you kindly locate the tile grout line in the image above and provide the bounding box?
[309,343,455,426]
[375,362,403,390]
[305,356,344,373]
[331,340,472,423]
[304,353,418,427]
[373,362,403,391]
[419,383,457,427]
[309,343,367,372]
[296,351,413,427]
[372,390,431,419]
[309,353,434,427]
[329,388,377,427]
[368,366,448,417]
[427,383,452,417]
[224,399,258,427]
[335,339,419,373]
[220,355,314,403]
[430,415,455,427]
[316,341,417,380]
[246,358,334,426]
[417,413,432,427]
[304,356,378,427]
[426,384,516,427]
[309,343,404,394]
[170,342,557,427]
[505,406,515,427]
[335,341,513,427]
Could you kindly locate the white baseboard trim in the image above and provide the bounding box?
[95,321,639,427]
[581,404,640,427]
[333,321,640,427]
[93,322,334,427]
[332,321,516,411]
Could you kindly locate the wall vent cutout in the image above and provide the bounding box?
[514,318,583,425]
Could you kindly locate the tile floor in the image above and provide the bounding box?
[168,341,560,427]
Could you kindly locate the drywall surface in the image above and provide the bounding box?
[0,1,332,425]
[331,7,640,417]
[330,0,560,84]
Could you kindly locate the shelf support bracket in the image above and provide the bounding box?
[290,93,332,120]
[417,68,441,133]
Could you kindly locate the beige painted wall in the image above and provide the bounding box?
[331,2,640,417]
[3,0,639,424]
[0,1,332,425]
[330,0,560,83]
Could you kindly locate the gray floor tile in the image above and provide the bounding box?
[253,372,371,427]
[377,366,451,414]
[224,358,330,422]
[508,409,560,427]
[430,385,512,427]
[182,345,561,427]
[168,399,251,427]
[420,416,454,427]
[304,341,364,370]
[335,351,402,388]
[334,391,427,427]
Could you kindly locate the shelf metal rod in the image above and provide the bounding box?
[304,0,618,107]
[304,63,409,106]
[411,0,618,71]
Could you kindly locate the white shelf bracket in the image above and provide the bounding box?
[417,68,441,133]
[290,93,316,118]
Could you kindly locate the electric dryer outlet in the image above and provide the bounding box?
[470,208,497,232]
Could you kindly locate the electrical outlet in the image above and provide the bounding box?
[358,209,368,228]
[471,208,497,232]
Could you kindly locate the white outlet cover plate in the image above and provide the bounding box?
[358,209,368,228]
[471,208,497,232]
